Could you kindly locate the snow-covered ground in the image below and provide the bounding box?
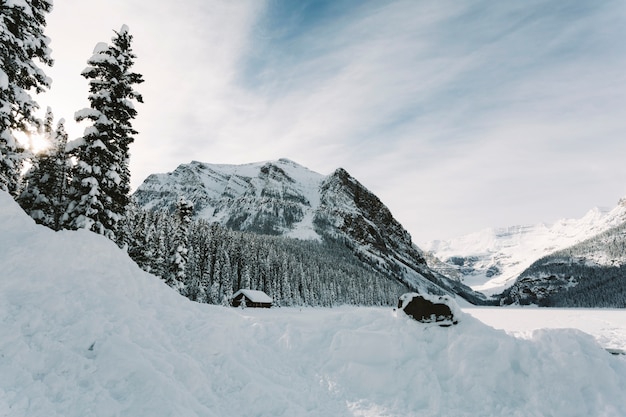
[2,191,626,417]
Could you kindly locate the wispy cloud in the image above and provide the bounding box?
[41,0,626,242]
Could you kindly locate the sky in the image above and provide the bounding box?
[34,0,626,244]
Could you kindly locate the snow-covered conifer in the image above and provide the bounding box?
[65,25,143,240]
[0,0,53,195]
[167,197,193,292]
[18,110,70,229]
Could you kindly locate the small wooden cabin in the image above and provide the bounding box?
[231,289,273,308]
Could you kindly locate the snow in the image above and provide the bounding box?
[464,306,626,354]
[233,289,273,304]
[142,159,325,240]
[5,0,28,9]
[0,69,8,90]
[2,190,626,417]
[92,42,109,55]
[74,108,102,121]
[423,202,626,294]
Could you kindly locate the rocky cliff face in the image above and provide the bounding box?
[316,168,424,265]
[133,159,486,304]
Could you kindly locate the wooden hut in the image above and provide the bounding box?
[231,289,273,308]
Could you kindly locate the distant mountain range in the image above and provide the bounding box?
[133,158,486,304]
[499,216,626,307]
[424,198,626,307]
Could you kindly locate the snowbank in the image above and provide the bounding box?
[1,191,626,417]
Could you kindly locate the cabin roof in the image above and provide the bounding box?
[233,289,273,304]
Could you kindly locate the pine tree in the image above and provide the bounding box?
[64,25,143,240]
[17,109,70,229]
[0,0,53,195]
[167,197,193,292]
[50,119,70,229]
[16,107,53,220]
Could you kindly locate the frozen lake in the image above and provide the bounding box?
[464,306,626,354]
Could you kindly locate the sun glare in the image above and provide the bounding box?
[13,130,51,155]
[30,134,51,154]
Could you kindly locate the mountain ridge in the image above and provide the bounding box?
[423,198,626,295]
[133,159,486,304]
[500,214,626,307]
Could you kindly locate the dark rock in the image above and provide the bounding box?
[398,292,459,326]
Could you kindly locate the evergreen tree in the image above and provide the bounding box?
[168,197,193,292]
[17,110,70,229]
[50,119,70,229]
[65,25,143,240]
[16,107,53,220]
[0,0,53,195]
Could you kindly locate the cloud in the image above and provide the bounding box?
[39,0,626,242]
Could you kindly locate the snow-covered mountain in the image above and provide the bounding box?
[133,159,485,303]
[500,219,626,307]
[2,190,626,417]
[135,158,324,240]
[423,198,626,295]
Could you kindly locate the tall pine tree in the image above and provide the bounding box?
[65,25,143,240]
[49,118,70,230]
[168,197,194,293]
[0,0,53,196]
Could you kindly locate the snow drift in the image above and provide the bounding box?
[1,191,626,417]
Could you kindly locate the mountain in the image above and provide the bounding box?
[135,158,324,240]
[422,199,626,295]
[133,158,486,304]
[3,190,626,416]
[500,219,626,307]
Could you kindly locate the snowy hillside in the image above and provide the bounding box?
[423,199,626,295]
[2,190,626,417]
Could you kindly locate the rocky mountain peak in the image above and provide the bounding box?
[259,162,294,184]
[133,159,486,304]
[318,167,417,261]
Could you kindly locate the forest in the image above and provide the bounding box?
[121,202,410,306]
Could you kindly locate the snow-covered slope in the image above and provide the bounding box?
[2,191,626,417]
[423,199,626,295]
[133,159,486,303]
[135,158,324,240]
[500,219,626,307]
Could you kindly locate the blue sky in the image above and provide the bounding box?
[39,0,626,243]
